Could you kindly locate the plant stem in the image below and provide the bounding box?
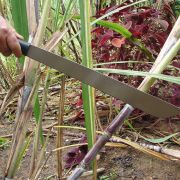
[138,17,180,92]
[6,0,51,177]
[68,104,133,179]
[5,71,42,178]
[29,72,50,177]
[57,75,65,179]
[79,0,97,178]
[83,104,134,165]
[29,29,67,178]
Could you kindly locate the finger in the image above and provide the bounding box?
[11,27,24,39]
[7,33,22,58]
[15,32,24,39]
[0,43,11,56]
[1,49,12,57]
[0,28,12,56]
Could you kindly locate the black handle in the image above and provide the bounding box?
[19,40,30,56]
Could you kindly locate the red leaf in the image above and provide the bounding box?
[98,34,112,47]
[131,30,141,37]
[92,27,104,36]
[91,40,97,49]
[172,60,180,68]
[170,85,180,106]
[106,29,114,36]
[76,98,83,107]
[130,24,148,37]
[100,53,110,62]
[154,33,167,46]
[154,19,169,30]
[111,38,126,48]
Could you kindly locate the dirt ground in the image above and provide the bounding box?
[0,117,180,180]
[0,83,180,180]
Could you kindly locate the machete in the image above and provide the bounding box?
[19,40,180,118]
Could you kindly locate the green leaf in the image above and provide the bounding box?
[124,119,136,131]
[143,133,179,144]
[13,136,31,176]
[0,137,9,148]
[33,95,44,144]
[96,20,132,38]
[94,61,180,71]
[58,0,76,29]
[94,68,180,85]
[10,0,29,40]
[34,95,40,122]
[53,0,61,30]
[11,0,29,64]
[79,0,96,149]
[79,0,96,173]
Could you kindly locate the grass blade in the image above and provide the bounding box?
[10,0,28,40]
[79,0,96,151]
[10,0,29,64]
[94,68,180,85]
[143,133,179,144]
[79,0,97,178]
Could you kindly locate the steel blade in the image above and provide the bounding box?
[26,45,180,118]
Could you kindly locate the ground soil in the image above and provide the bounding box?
[0,117,180,180]
[0,85,180,180]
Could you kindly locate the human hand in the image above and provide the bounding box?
[0,16,23,58]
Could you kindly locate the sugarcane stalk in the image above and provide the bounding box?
[67,105,134,179]
[29,29,67,177]
[68,17,180,180]
[79,0,97,178]
[28,72,49,177]
[30,28,68,175]
[5,71,42,178]
[5,0,51,178]
[138,142,180,159]
[82,104,134,164]
[30,131,50,180]
[138,17,180,92]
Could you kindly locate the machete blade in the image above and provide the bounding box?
[19,41,180,118]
